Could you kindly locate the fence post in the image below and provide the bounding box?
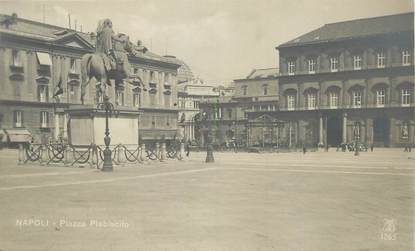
[140,143,146,162]
[178,142,185,160]
[64,145,72,166]
[18,143,25,165]
[155,142,160,161]
[160,142,166,162]
[39,144,48,165]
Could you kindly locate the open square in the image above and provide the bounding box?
[0,149,413,251]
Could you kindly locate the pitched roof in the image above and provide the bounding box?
[278,12,414,48]
[246,68,279,79]
[0,13,174,64]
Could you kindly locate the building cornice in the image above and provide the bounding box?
[276,30,414,50]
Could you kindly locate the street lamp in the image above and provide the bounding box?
[201,111,214,163]
[353,121,360,156]
[97,95,116,171]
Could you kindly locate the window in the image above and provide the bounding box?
[242,86,247,96]
[308,59,316,74]
[263,85,268,95]
[376,89,386,107]
[377,51,386,68]
[150,71,156,83]
[402,49,411,66]
[70,58,77,73]
[115,90,124,106]
[287,95,295,110]
[288,61,295,75]
[12,50,20,66]
[14,111,23,128]
[97,91,104,103]
[164,94,170,108]
[194,101,199,109]
[151,116,156,129]
[401,88,411,106]
[306,92,317,110]
[38,85,48,102]
[352,91,362,107]
[132,92,140,107]
[40,111,48,128]
[330,57,338,72]
[150,93,156,106]
[328,92,339,108]
[353,55,362,70]
[227,108,232,119]
[69,85,75,96]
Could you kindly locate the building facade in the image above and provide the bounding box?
[199,68,279,147]
[177,78,219,143]
[0,13,180,146]
[271,12,414,148]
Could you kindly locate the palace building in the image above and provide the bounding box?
[0,13,180,146]
[270,12,414,148]
[201,12,414,149]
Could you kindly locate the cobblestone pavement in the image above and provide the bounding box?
[0,149,414,251]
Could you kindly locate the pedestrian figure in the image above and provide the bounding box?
[185,140,191,157]
[370,144,374,152]
[404,146,409,152]
[302,143,307,154]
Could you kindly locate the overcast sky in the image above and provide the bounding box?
[1,0,413,84]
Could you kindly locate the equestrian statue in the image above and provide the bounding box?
[80,19,144,104]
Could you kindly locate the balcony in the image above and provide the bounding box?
[37,65,51,77]
[68,72,80,80]
[9,65,24,73]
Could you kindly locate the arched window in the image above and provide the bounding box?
[349,85,364,108]
[371,83,388,107]
[284,89,297,111]
[326,86,341,108]
[304,88,318,110]
[397,82,413,107]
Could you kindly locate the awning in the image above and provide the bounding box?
[36,52,52,66]
[5,129,32,143]
[139,129,176,140]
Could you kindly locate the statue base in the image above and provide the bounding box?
[66,105,142,146]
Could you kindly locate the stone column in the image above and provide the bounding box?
[54,113,60,140]
[318,114,324,146]
[63,114,68,139]
[342,112,348,143]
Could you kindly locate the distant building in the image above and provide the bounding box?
[273,12,414,148]
[0,13,180,146]
[177,77,219,143]
[199,68,279,147]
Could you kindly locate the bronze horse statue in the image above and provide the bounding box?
[80,34,144,104]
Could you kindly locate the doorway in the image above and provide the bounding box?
[373,117,390,147]
[327,116,342,146]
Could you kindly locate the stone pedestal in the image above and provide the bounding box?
[66,106,142,146]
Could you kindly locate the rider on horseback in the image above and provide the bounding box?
[96,19,124,72]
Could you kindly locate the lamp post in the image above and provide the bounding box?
[353,121,360,156]
[202,111,214,163]
[97,95,116,171]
